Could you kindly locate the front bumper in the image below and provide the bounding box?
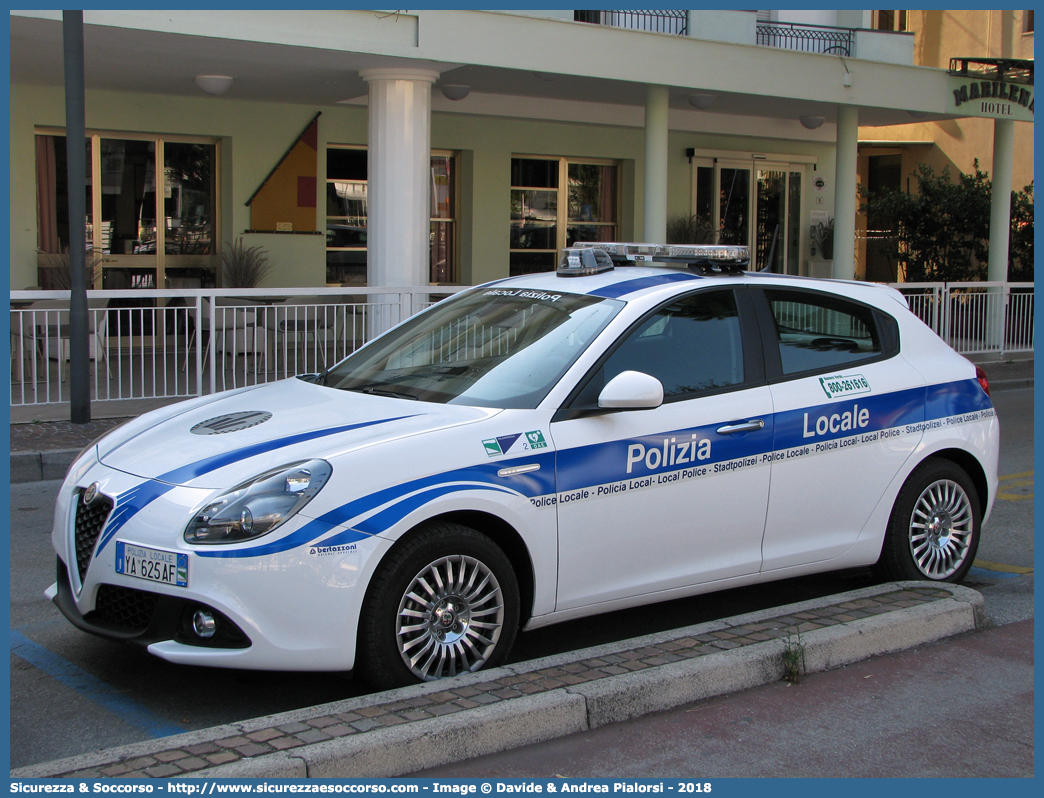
[51,460,392,671]
[52,556,251,649]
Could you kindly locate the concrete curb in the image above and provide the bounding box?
[12,581,984,779]
[10,448,81,483]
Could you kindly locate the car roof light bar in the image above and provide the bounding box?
[556,246,616,277]
[569,242,751,275]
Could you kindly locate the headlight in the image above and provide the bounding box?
[184,460,332,544]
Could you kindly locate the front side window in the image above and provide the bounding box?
[325,288,623,408]
[571,289,745,407]
[765,288,890,375]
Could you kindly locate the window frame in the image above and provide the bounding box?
[324,145,459,285]
[751,286,901,383]
[510,155,620,277]
[35,127,221,289]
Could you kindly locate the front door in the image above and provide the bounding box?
[550,287,774,611]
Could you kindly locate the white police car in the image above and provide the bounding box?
[49,243,999,688]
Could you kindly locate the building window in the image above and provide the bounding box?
[510,156,618,277]
[324,146,458,286]
[1025,10,1034,33]
[874,10,908,31]
[35,130,219,289]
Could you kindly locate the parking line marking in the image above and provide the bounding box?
[10,630,186,738]
[997,470,1033,501]
[972,559,1034,575]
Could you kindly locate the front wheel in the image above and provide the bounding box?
[878,458,981,582]
[357,523,520,690]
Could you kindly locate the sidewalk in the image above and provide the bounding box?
[7,358,1034,483]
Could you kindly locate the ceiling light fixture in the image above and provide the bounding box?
[440,85,471,101]
[195,75,233,96]
[687,93,717,110]
[799,115,825,130]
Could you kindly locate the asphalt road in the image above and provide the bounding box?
[8,388,1033,769]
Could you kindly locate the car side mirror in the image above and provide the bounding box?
[598,371,664,410]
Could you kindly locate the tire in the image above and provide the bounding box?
[877,458,981,583]
[356,522,520,690]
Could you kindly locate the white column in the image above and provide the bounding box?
[987,118,1015,352]
[359,68,438,313]
[832,104,859,280]
[644,84,669,244]
[988,119,1015,282]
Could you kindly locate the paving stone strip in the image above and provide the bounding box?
[40,585,951,779]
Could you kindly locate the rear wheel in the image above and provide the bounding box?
[357,523,519,690]
[878,459,981,582]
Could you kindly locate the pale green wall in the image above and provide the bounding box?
[11,82,837,290]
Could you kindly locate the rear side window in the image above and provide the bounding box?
[764,288,894,376]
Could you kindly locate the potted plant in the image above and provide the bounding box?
[220,238,272,288]
[666,215,717,245]
[812,218,835,261]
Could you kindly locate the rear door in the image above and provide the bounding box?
[754,286,925,572]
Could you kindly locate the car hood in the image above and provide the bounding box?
[97,378,501,488]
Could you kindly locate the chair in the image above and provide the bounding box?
[18,299,111,383]
[184,297,258,373]
[262,297,334,376]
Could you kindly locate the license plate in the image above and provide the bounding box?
[115,542,188,588]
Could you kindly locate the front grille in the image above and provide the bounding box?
[74,493,114,583]
[86,584,160,632]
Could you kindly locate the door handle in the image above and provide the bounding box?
[716,419,765,435]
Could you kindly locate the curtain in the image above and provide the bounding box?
[36,135,59,254]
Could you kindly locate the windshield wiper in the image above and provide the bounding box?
[354,386,420,400]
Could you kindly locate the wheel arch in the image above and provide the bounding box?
[379,510,537,629]
[927,447,989,510]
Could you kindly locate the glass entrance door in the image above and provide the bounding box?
[693,159,805,274]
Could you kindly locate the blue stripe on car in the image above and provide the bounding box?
[587,272,702,299]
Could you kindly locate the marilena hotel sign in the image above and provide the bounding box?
[948,76,1034,122]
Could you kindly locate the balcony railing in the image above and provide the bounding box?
[756,21,854,56]
[574,10,687,35]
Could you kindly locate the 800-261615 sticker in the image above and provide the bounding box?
[819,373,871,399]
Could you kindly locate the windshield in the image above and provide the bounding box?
[325,287,623,408]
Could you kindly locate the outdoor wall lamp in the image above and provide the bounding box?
[440,85,471,101]
[195,75,233,96]
[687,93,717,110]
[799,116,825,130]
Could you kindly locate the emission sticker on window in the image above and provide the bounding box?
[819,373,871,399]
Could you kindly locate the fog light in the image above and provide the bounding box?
[192,610,216,638]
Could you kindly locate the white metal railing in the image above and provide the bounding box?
[889,281,1034,357]
[9,282,1033,407]
[9,287,468,406]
